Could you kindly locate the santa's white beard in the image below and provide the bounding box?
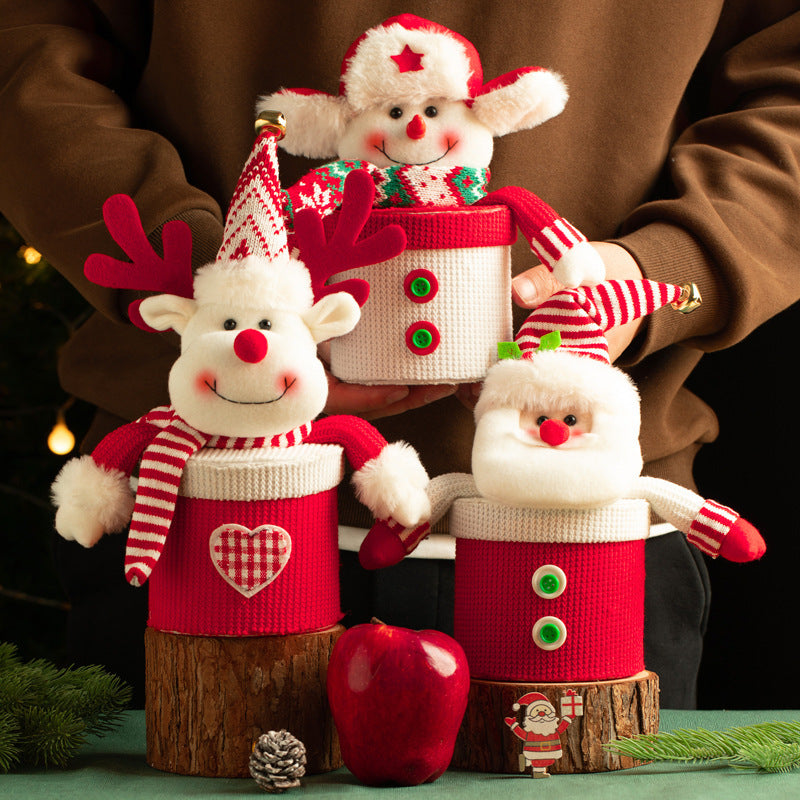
[523,714,559,736]
[472,409,642,508]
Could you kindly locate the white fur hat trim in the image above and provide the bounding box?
[474,350,640,426]
[193,254,314,313]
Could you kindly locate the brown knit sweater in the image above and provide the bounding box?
[2,0,799,527]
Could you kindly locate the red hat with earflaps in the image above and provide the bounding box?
[257,13,569,159]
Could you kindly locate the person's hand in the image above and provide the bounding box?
[510,242,644,362]
[318,342,456,420]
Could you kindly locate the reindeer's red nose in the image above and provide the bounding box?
[539,418,570,447]
[233,329,268,363]
[406,114,426,140]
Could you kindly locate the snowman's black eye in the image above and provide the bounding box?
[223,319,237,330]
[536,416,549,426]
[424,105,438,118]
[258,319,272,330]
[389,107,403,119]
[564,415,578,426]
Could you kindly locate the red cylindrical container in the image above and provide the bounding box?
[452,497,649,682]
[147,443,345,636]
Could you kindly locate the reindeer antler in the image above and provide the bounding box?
[84,194,194,330]
[292,169,406,307]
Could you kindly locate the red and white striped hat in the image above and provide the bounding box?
[474,279,700,423]
[515,279,698,364]
[258,14,568,158]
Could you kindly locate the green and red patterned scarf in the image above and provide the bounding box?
[282,159,490,226]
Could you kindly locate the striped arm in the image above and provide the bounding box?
[687,499,739,558]
[124,419,210,586]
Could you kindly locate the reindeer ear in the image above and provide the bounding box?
[138,294,197,334]
[303,292,360,344]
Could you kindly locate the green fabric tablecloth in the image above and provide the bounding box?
[3,709,799,799]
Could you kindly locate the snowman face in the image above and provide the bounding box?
[337,97,494,168]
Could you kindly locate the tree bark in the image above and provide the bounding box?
[144,625,343,777]
[451,670,659,774]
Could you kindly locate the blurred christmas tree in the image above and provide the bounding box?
[0,213,93,664]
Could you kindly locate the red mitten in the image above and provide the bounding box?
[688,498,766,562]
[358,518,431,570]
[718,517,767,563]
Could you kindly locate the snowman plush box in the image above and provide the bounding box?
[260,14,605,385]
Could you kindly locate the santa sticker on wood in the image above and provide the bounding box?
[358,278,766,774]
[50,113,432,778]
[261,14,605,385]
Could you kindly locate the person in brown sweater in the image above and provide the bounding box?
[1,2,798,709]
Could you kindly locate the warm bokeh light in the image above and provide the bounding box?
[48,416,75,455]
[18,245,42,265]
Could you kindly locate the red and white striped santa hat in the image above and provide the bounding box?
[475,279,701,422]
[515,279,697,364]
[258,14,569,158]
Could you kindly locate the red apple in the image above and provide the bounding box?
[326,619,470,786]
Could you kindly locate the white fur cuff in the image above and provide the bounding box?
[351,442,431,527]
[51,456,135,547]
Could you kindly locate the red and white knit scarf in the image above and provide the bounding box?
[124,406,311,586]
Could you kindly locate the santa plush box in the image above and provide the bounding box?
[263,14,604,385]
[357,278,765,774]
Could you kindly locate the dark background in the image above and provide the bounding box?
[1,216,796,710]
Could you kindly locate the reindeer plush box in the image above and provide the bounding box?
[51,116,431,777]
[262,14,605,385]
[357,279,766,776]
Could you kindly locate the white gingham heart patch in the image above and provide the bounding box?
[209,523,292,598]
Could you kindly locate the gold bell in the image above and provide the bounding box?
[672,282,702,314]
[254,109,286,140]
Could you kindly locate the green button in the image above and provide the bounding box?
[410,276,431,297]
[412,329,433,349]
[539,623,562,645]
[539,574,560,595]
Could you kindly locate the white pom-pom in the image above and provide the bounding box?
[351,442,431,527]
[51,456,134,547]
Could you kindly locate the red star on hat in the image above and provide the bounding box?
[391,44,424,73]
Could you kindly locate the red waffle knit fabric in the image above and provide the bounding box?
[454,538,645,682]
[148,487,341,635]
[88,409,392,634]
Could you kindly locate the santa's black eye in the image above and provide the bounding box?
[564,415,578,426]
[258,319,272,330]
[223,319,237,330]
[424,105,438,118]
[536,416,549,426]
[389,106,403,119]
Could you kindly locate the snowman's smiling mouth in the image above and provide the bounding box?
[205,376,296,405]
[374,138,457,166]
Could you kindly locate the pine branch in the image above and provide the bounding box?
[605,721,800,773]
[0,643,132,772]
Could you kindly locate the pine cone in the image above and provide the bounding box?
[249,729,307,793]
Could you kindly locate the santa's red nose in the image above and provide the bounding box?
[539,418,570,447]
[233,328,268,363]
[406,114,426,140]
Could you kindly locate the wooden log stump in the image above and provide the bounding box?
[451,670,659,774]
[144,625,343,777]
